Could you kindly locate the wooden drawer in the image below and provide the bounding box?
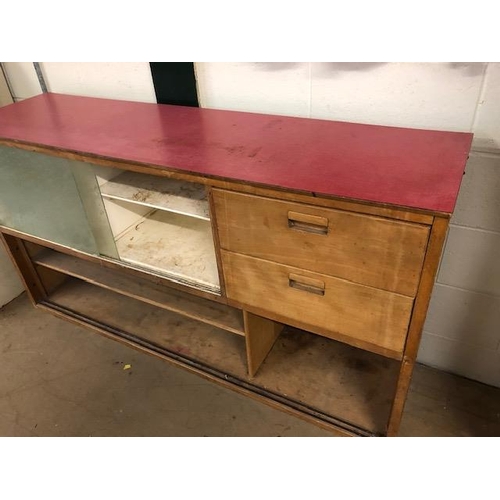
[213,189,430,297]
[221,250,413,357]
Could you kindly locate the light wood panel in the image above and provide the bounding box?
[33,248,244,336]
[222,251,414,355]
[215,182,436,224]
[244,311,283,377]
[213,190,430,297]
[208,188,227,297]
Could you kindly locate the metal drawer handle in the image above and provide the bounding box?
[288,273,325,296]
[287,211,328,235]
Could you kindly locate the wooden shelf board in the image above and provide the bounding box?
[115,209,220,292]
[34,249,243,336]
[46,277,399,435]
[100,171,210,220]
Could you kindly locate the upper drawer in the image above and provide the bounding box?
[212,189,430,297]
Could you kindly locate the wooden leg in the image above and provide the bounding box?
[386,216,449,436]
[244,310,283,377]
[387,358,415,436]
[1,233,47,305]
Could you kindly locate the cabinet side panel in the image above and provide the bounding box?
[386,216,449,436]
[0,233,46,304]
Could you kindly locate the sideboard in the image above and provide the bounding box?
[0,93,472,436]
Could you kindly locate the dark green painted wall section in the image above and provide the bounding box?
[149,62,199,107]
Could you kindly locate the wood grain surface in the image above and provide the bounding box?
[214,189,430,296]
[222,251,414,355]
[386,216,450,436]
[33,248,244,335]
[244,311,283,377]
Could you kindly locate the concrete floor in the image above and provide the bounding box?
[1,293,499,437]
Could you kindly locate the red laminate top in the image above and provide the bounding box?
[0,93,473,214]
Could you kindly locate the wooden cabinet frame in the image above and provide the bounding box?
[0,94,471,436]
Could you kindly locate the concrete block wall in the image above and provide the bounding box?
[418,150,500,386]
[2,62,499,387]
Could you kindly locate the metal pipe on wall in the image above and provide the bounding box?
[33,62,48,93]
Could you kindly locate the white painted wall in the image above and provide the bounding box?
[2,62,156,102]
[2,62,40,101]
[2,62,499,388]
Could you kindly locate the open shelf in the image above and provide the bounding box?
[113,209,220,292]
[44,276,249,379]
[38,270,399,436]
[33,248,243,336]
[99,171,210,220]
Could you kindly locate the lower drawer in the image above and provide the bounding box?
[222,250,414,356]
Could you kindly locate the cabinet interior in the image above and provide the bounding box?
[92,166,220,294]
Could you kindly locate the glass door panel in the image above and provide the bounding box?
[0,145,114,256]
